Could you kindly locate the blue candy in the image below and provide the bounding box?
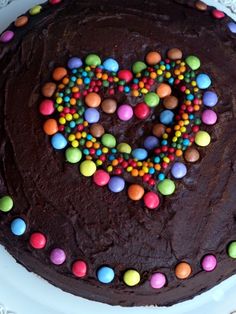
[203,91,218,107]
[84,108,100,123]
[160,110,174,125]
[108,176,125,193]
[228,22,236,34]
[132,148,148,160]
[51,133,67,150]
[67,57,83,70]
[97,266,115,284]
[11,218,26,236]
[103,58,119,72]
[171,162,187,179]
[144,136,159,150]
[196,74,211,89]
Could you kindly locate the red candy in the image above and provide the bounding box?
[49,0,62,4]
[29,232,46,249]
[39,99,54,115]
[118,69,133,83]
[144,192,160,209]
[134,102,151,120]
[212,9,225,19]
[72,260,87,278]
[93,170,110,186]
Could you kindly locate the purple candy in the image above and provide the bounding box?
[84,108,100,123]
[201,254,217,272]
[108,176,125,193]
[117,104,133,121]
[171,162,187,179]
[67,57,83,69]
[0,30,14,43]
[50,248,66,265]
[202,109,217,125]
[144,136,159,150]
[203,91,218,107]
[228,22,236,34]
[150,273,166,289]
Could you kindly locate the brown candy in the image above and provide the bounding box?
[152,123,165,137]
[101,99,117,114]
[41,82,57,97]
[163,95,178,109]
[90,123,105,138]
[195,1,208,11]
[167,48,183,60]
[145,51,161,66]
[15,16,29,27]
[184,147,200,163]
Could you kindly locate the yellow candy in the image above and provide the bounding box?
[107,166,113,172]
[117,143,132,154]
[59,117,66,125]
[29,5,42,15]
[195,131,211,147]
[123,269,140,287]
[72,140,79,148]
[80,160,96,177]
[127,166,133,172]
[68,134,75,142]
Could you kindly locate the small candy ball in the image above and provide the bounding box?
[101,133,116,148]
[50,248,66,265]
[97,266,115,284]
[65,147,82,163]
[152,123,165,137]
[201,110,217,125]
[144,92,160,107]
[11,218,26,236]
[146,51,161,65]
[228,22,236,34]
[160,110,174,125]
[203,91,218,107]
[132,61,147,74]
[132,148,148,161]
[167,48,182,60]
[185,55,201,70]
[123,269,140,286]
[184,147,200,163]
[85,54,101,66]
[108,176,125,193]
[195,0,208,11]
[228,241,236,258]
[0,30,14,43]
[52,67,67,81]
[117,143,132,154]
[15,16,29,27]
[163,95,178,110]
[51,133,67,150]
[43,119,58,135]
[117,104,133,121]
[0,195,13,212]
[150,272,166,289]
[103,58,119,72]
[134,102,150,120]
[158,179,175,196]
[196,73,211,89]
[117,69,133,83]
[85,92,101,108]
[175,262,192,279]
[41,82,56,98]
[29,232,46,249]
[212,9,225,19]
[80,160,97,177]
[144,192,160,209]
[29,5,42,15]
[90,123,105,138]
[93,170,110,186]
[171,162,187,179]
[144,136,159,150]
[67,57,83,69]
[201,254,217,272]
[84,108,100,123]
[101,98,117,114]
[156,83,172,98]
[72,260,87,277]
[195,131,211,147]
[128,184,145,201]
[39,99,54,115]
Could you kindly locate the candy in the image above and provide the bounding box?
[150,273,166,289]
[134,102,150,119]
[80,160,97,177]
[156,83,172,98]
[201,109,217,125]
[128,184,145,201]
[52,67,67,81]
[90,123,105,138]
[152,124,165,137]
[185,55,201,70]
[103,58,119,72]
[196,74,211,89]
[101,99,117,114]
[195,0,207,11]
[203,91,218,107]
[0,30,14,43]
[144,92,160,107]
[123,269,140,286]
[167,48,182,60]
[93,170,110,186]
[65,147,82,163]
[144,136,159,150]
[171,162,187,179]
[195,130,211,147]
[158,179,175,196]
[0,195,13,212]
[201,254,217,272]
[97,266,115,283]
[85,54,101,66]
[212,9,225,19]
[39,99,54,115]
[160,110,174,125]
[67,57,82,69]
[132,61,147,74]
[11,218,26,236]
[117,143,132,154]
[50,248,66,265]
[14,16,29,27]
[117,69,133,82]
[228,22,236,34]
[132,148,148,161]
[85,92,101,108]
[108,176,125,193]
[163,95,178,110]
[51,133,67,149]
[175,262,192,279]
[84,108,100,123]
[43,119,58,135]
[146,51,161,65]
[228,241,236,258]
[29,5,42,15]
[144,192,160,209]
[41,82,56,97]
[184,147,200,163]
[117,104,133,121]
[101,133,116,148]
[72,260,87,277]
[30,232,46,249]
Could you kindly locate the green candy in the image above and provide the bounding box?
[80,160,97,177]
[65,147,82,164]
[101,133,116,148]
[29,5,42,16]
[132,61,147,74]
[85,54,101,67]
[185,55,201,71]
[158,179,175,196]
[195,131,211,147]
[228,242,236,258]
[0,195,13,212]
[144,92,160,107]
[117,143,132,154]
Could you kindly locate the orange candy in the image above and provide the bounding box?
[15,15,29,27]
[156,83,172,98]
[175,262,192,279]
[146,51,161,65]
[52,67,68,81]
[85,92,101,108]
[167,48,183,60]
[41,82,56,98]
[128,184,145,201]
[43,119,58,135]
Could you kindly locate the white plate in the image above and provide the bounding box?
[0,1,236,313]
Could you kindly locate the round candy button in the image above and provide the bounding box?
[97,266,115,284]
[201,254,217,272]
[144,136,159,150]
[117,143,132,154]
[39,99,54,115]
[123,269,140,286]
[195,131,211,147]
[160,110,174,125]
[144,92,160,107]
[103,58,119,72]
[50,248,66,265]
[30,232,46,249]
[80,160,97,177]
[144,192,160,209]
[146,51,161,65]
[128,184,144,201]
[0,30,14,43]
[85,54,101,66]
[201,110,217,125]
[196,73,211,89]
[158,179,175,196]
[93,170,110,186]
[43,119,58,135]
[175,262,192,279]
[11,218,26,236]
[65,147,82,163]
[85,92,101,108]
[101,133,116,148]
[132,148,148,161]
[228,241,236,258]
[150,272,166,289]
[72,260,87,277]
[51,133,67,150]
[117,104,133,121]
[0,195,13,212]
[134,102,150,120]
[203,91,218,107]
[67,57,82,69]
[185,55,201,70]
[171,162,187,179]
[84,108,100,123]
[108,176,125,193]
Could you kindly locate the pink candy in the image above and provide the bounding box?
[144,191,160,209]
[0,30,14,43]
[201,254,217,272]
[117,104,133,121]
[150,272,166,289]
[39,99,55,115]
[212,9,225,19]
[202,109,217,125]
[118,70,133,83]
[93,170,110,186]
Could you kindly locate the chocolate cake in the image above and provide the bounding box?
[0,0,236,307]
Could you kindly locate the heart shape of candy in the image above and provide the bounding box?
[39,49,218,209]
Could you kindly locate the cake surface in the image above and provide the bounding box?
[0,0,236,307]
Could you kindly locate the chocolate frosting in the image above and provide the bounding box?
[0,0,236,307]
